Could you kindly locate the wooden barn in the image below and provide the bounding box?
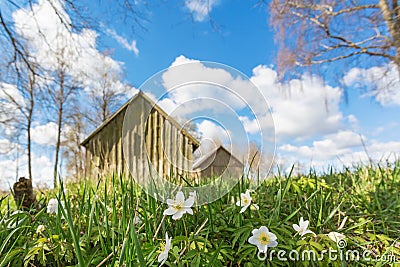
[192,145,243,178]
[81,91,200,179]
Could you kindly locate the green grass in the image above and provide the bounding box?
[1,162,399,266]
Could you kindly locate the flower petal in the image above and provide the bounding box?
[251,228,260,235]
[301,230,315,237]
[163,207,176,216]
[248,236,258,245]
[165,233,172,250]
[172,211,184,220]
[300,219,309,230]
[258,244,268,253]
[185,208,193,215]
[268,232,277,241]
[158,251,167,265]
[175,191,185,202]
[269,240,278,247]
[184,196,194,207]
[240,205,249,213]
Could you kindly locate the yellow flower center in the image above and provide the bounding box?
[173,201,184,211]
[242,197,249,205]
[158,242,166,253]
[259,232,270,245]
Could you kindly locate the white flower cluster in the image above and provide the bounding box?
[158,189,347,265]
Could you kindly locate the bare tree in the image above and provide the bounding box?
[62,111,85,182]
[85,51,130,127]
[1,0,146,77]
[0,58,39,180]
[43,46,81,187]
[20,65,37,180]
[269,0,400,79]
[1,0,146,186]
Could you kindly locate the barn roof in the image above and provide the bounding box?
[81,91,200,149]
[192,145,243,169]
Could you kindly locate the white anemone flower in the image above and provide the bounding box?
[163,191,194,220]
[236,189,252,213]
[47,198,64,215]
[158,232,172,266]
[293,217,316,237]
[327,232,346,242]
[248,226,278,253]
[36,225,46,234]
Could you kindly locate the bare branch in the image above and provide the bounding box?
[270,0,400,80]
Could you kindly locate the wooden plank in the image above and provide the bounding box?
[164,121,171,179]
[116,117,121,174]
[158,113,164,177]
[182,136,187,176]
[178,132,184,175]
[145,105,152,175]
[152,110,158,176]
[161,120,169,178]
[171,125,177,178]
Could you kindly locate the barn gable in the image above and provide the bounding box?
[193,145,243,178]
[81,91,200,178]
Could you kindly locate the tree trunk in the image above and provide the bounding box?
[27,113,32,180]
[379,0,400,72]
[27,82,34,180]
[53,74,65,188]
[54,103,63,188]
[13,177,36,210]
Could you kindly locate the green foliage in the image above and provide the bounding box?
[0,162,399,266]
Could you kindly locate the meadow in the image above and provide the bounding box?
[0,162,399,266]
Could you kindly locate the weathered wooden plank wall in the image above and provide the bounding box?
[82,93,198,180]
[194,147,243,179]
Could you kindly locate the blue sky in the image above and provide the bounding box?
[99,0,274,85]
[1,0,400,188]
[98,1,400,162]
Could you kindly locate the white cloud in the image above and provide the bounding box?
[0,83,25,125]
[239,116,260,135]
[161,56,264,118]
[30,122,79,147]
[0,83,25,104]
[158,56,400,175]
[196,120,231,145]
[0,153,54,190]
[251,65,344,140]
[277,130,400,173]
[184,0,220,22]
[157,97,179,114]
[170,55,200,67]
[342,62,400,106]
[31,122,59,146]
[161,57,348,142]
[106,28,139,55]
[279,131,364,160]
[12,0,126,95]
[156,55,355,172]
[0,139,20,155]
[194,119,234,159]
